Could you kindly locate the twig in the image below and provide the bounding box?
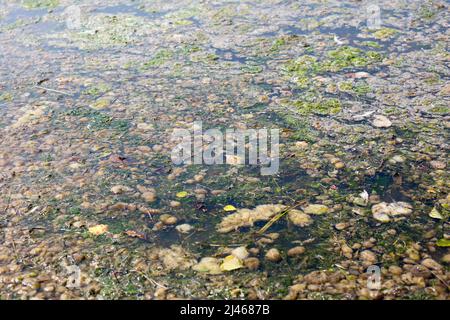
[257,201,306,234]
[34,85,72,96]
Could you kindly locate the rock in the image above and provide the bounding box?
[360,250,377,264]
[288,210,313,227]
[442,254,450,264]
[159,214,178,225]
[88,224,108,236]
[110,185,132,194]
[341,244,353,258]
[231,246,249,260]
[295,141,308,149]
[334,222,349,230]
[287,246,305,257]
[410,265,432,278]
[137,123,153,131]
[372,202,412,222]
[170,201,181,208]
[142,191,157,202]
[152,145,163,152]
[353,197,367,207]
[304,271,328,285]
[154,287,167,300]
[192,257,222,274]
[430,160,446,170]
[303,204,329,215]
[334,161,345,169]
[175,223,193,234]
[388,265,403,276]
[372,114,392,128]
[244,257,260,270]
[421,258,442,271]
[265,248,282,262]
[193,174,204,182]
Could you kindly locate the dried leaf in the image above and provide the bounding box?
[223,205,237,212]
[88,224,108,236]
[220,255,243,271]
[176,191,188,198]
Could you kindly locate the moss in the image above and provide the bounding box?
[429,105,449,114]
[0,92,13,102]
[284,46,383,82]
[83,83,111,96]
[360,41,382,48]
[371,28,398,40]
[142,49,174,68]
[22,0,59,9]
[241,64,263,74]
[270,37,286,52]
[338,81,353,92]
[293,98,342,115]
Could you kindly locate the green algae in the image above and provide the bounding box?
[142,49,174,68]
[83,83,111,96]
[22,0,59,9]
[0,92,13,102]
[370,28,398,40]
[284,46,383,84]
[293,98,342,116]
[241,64,263,74]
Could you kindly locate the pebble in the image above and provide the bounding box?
[442,254,450,264]
[430,160,446,170]
[265,248,282,262]
[288,210,313,227]
[193,174,204,182]
[287,246,306,257]
[303,204,329,215]
[169,201,181,208]
[110,185,131,194]
[372,114,392,128]
[142,191,157,202]
[421,258,442,271]
[334,162,345,169]
[334,222,349,230]
[360,250,377,264]
[388,265,403,276]
[231,246,249,260]
[175,223,193,234]
[244,257,260,270]
[159,214,178,225]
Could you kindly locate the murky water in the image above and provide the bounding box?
[0,0,448,300]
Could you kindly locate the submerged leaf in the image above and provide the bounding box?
[429,207,444,220]
[220,255,244,271]
[88,224,108,236]
[176,191,188,198]
[223,205,237,212]
[436,239,450,247]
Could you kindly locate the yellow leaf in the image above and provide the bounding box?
[88,224,108,236]
[220,255,243,271]
[176,191,188,198]
[223,205,237,212]
[429,207,443,220]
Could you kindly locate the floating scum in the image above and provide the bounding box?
[0,0,448,300]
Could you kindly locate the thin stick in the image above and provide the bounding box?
[257,201,306,235]
[34,85,72,96]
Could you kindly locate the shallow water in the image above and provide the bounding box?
[0,0,449,300]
